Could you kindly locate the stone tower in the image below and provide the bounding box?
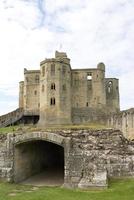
[38,51,72,126]
[91,62,106,108]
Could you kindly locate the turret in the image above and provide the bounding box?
[91,62,106,108]
[97,62,105,71]
[38,51,72,127]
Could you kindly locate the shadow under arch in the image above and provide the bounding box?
[13,132,67,186]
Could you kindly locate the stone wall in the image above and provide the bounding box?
[23,68,40,114]
[108,108,134,139]
[18,51,120,127]
[0,129,134,189]
[0,108,23,127]
[72,107,108,124]
[0,134,13,182]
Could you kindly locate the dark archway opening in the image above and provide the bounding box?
[14,140,64,186]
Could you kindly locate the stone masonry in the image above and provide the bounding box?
[19,51,120,127]
[108,108,134,139]
[0,129,134,189]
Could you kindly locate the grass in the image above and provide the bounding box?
[0,123,108,135]
[42,123,108,131]
[0,126,20,134]
[0,178,134,200]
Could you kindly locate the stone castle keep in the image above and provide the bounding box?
[0,51,134,189]
[19,51,119,126]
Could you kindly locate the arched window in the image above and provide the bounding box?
[51,64,55,76]
[35,75,39,83]
[51,83,56,90]
[50,97,56,105]
[107,81,113,93]
[42,84,44,92]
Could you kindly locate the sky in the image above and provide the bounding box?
[0,0,134,115]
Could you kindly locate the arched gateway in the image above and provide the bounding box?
[12,132,70,186]
[2,129,134,189]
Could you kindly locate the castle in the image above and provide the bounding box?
[19,51,119,126]
[0,51,134,189]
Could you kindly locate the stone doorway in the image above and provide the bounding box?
[14,140,64,186]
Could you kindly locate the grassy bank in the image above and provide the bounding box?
[0,126,20,134]
[0,178,134,200]
[0,123,108,134]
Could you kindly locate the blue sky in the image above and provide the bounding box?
[0,0,134,115]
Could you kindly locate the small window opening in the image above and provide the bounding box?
[34,90,37,95]
[87,73,92,80]
[86,102,89,107]
[51,83,56,90]
[108,81,113,93]
[51,64,55,76]
[50,97,56,105]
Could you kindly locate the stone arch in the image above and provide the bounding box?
[13,132,69,185]
[14,132,66,147]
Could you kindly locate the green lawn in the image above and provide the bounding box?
[0,179,134,200]
[0,123,108,134]
[0,126,20,134]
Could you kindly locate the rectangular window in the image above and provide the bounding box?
[87,73,92,80]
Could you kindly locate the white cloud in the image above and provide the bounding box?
[0,100,18,115]
[0,0,134,114]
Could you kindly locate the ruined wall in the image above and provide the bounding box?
[105,78,120,112]
[0,134,13,182]
[0,129,134,189]
[71,63,106,109]
[108,108,134,139]
[0,108,23,128]
[64,129,134,188]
